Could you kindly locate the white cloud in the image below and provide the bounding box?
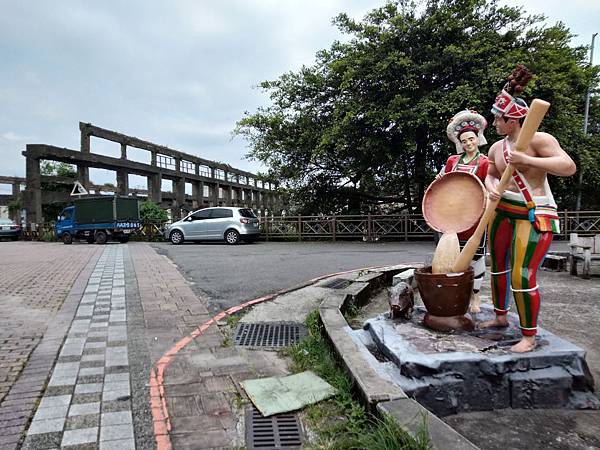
[0,0,597,184]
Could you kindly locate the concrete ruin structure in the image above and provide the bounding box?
[1,122,281,224]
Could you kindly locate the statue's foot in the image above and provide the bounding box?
[478,316,509,329]
[469,293,481,314]
[510,336,536,353]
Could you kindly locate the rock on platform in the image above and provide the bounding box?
[364,305,599,417]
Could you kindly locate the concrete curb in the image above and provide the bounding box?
[318,265,480,450]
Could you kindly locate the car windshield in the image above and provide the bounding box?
[238,209,257,218]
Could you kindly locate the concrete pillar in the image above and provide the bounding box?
[120,143,127,159]
[213,182,220,206]
[151,151,157,167]
[11,182,20,197]
[116,170,128,196]
[173,177,185,219]
[24,156,42,224]
[148,174,162,203]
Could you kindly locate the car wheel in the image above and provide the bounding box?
[62,232,73,245]
[224,229,240,245]
[95,231,108,245]
[170,230,184,245]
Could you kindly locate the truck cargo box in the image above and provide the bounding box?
[74,196,139,224]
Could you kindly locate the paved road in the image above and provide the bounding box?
[151,241,435,313]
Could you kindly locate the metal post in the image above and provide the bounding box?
[576,33,597,211]
[332,215,336,241]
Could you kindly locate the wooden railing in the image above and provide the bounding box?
[14,210,600,242]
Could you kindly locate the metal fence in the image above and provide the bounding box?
[14,210,600,242]
[261,210,600,242]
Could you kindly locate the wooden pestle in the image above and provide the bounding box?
[452,99,551,273]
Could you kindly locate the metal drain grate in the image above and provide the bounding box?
[320,278,352,289]
[246,406,303,449]
[234,322,306,348]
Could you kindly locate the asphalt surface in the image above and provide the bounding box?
[150,241,435,314]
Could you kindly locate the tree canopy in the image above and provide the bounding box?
[236,0,599,214]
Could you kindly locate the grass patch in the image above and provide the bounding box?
[283,310,431,449]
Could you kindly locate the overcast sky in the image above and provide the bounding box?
[1,0,598,190]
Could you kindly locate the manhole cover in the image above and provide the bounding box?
[320,278,352,289]
[234,322,306,348]
[246,406,303,449]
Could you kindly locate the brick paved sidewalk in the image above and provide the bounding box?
[0,242,102,448]
[20,246,135,449]
[129,243,257,449]
[0,243,102,405]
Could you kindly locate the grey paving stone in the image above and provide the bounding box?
[101,411,132,426]
[75,383,103,394]
[99,423,133,441]
[72,393,103,404]
[45,385,75,397]
[65,413,100,431]
[33,404,69,420]
[104,373,129,383]
[69,402,101,417]
[27,417,65,434]
[82,354,105,362]
[103,381,130,392]
[99,438,135,450]
[79,367,105,377]
[38,395,72,408]
[85,341,108,350]
[21,431,62,449]
[101,400,133,413]
[61,426,98,446]
[102,389,130,402]
[53,362,80,376]
[48,375,78,387]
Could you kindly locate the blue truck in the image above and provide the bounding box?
[56,196,140,244]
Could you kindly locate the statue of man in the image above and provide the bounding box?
[481,66,576,352]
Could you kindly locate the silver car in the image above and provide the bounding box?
[165,207,260,245]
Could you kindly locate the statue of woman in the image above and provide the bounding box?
[438,110,489,312]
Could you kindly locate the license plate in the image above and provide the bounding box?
[2,226,9,230]
[123,229,131,234]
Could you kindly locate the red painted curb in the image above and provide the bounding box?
[149,264,389,450]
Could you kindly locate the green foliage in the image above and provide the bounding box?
[41,161,77,178]
[237,0,599,213]
[283,310,429,449]
[139,201,168,223]
[7,199,21,218]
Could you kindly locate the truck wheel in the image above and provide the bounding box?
[62,232,73,245]
[118,236,130,244]
[95,231,108,245]
[224,229,240,245]
[170,230,184,245]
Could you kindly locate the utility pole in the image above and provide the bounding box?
[576,33,597,211]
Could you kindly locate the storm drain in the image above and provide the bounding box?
[320,278,352,289]
[246,406,303,449]
[234,322,307,348]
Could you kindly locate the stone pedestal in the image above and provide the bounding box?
[364,305,599,417]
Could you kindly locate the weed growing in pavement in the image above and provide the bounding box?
[220,313,242,347]
[283,310,430,449]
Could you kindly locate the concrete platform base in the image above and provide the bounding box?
[364,305,600,417]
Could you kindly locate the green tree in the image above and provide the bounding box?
[237,0,598,214]
[40,161,77,178]
[139,201,168,223]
